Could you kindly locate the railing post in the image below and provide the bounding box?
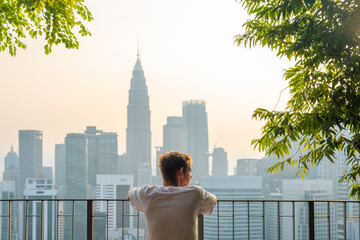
[308,201,315,240]
[41,200,44,240]
[198,214,204,240]
[8,201,11,240]
[87,200,93,240]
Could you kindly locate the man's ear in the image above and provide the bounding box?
[178,167,184,178]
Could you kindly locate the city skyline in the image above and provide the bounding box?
[0,0,293,177]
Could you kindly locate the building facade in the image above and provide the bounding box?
[64,133,88,240]
[282,179,335,240]
[55,144,65,193]
[212,147,228,176]
[84,126,118,187]
[0,181,16,240]
[200,176,264,239]
[19,130,43,197]
[4,146,19,170]
[3,147,19,198]
[163,116,188,154]
[236,158,261,176]
[182,100,209,181]
[23,178,57,240]
[96,175,134,231]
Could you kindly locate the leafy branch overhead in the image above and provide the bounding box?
[235,0,360,197]
[0,0,93,56]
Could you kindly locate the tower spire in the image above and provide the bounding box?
[137,39,140,59]
[137,39,141,61]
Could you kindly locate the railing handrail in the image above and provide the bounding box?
[0,198,358,203]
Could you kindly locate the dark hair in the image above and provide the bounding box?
[158,151,192,185]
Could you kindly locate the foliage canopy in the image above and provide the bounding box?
[0,0,93,56]
[235,0,360,197]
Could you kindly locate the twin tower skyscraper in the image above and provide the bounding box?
[125,53,152,183]
[125,52,209,183]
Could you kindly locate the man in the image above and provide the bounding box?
[128,151,217,240]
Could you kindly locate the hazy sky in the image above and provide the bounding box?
[0,0,292,176]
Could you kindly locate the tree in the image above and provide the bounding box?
[0,0,93,56]
[235,0,360,197]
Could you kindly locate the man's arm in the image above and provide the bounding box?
[128,187,144,212]
[199,189,217,215]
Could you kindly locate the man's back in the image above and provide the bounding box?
[129,185,216,240]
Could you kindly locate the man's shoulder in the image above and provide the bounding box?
[129,184,157,195]
[129,185,207,197]
[189,185,209,195]
[190,185,205,191]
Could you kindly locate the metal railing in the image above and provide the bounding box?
[0,199,359,239]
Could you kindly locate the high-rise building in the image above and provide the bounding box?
[2,166,19,197]
[3,146,19,198]
[265,192,282,240]
[158,116,188,176]
[236,158,261,176]
[0,181,16,240]
[200,176,264,239]
[182,100,209,181]
[84,126,118,187]
[4,146,19,170]
[163,116,188,154]
[317,150,357,239]
[64,133,88,240]
[64,133,88,199]
[96,175,134,232]
[125,53,151,185]
[212,147,228,176]
[282,179,335,240]
[55,144,65,196]
[19,130,43,197]
[23,178,57,240]
[118,153,126,174]
[138,162,151,187]
[42,166,53,179]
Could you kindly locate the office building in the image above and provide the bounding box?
[200,176,264,239]
[212,147,228,176]
[85,126,118,187]
[19,130,43,197]
[157,116,188,179]
[4,146,19,170]
[138,162,151,186]
[64,133,88,198]
[0,181,16,240]
[236,158,261,176]
[96,175,134,232]
[118,153,126,174]
[182,100,209,181]
[64,133,88,240]
[125,53,152,185]
[3,147,19,198]
[318,150,358,239]
[23,178,57,240]
[42,166,53,179]
[282,179,335,240]
[163,116,188,154]
[55,144,65,192]
[265,192,282,240]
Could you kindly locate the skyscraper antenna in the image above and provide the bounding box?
[137,39,140,60]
